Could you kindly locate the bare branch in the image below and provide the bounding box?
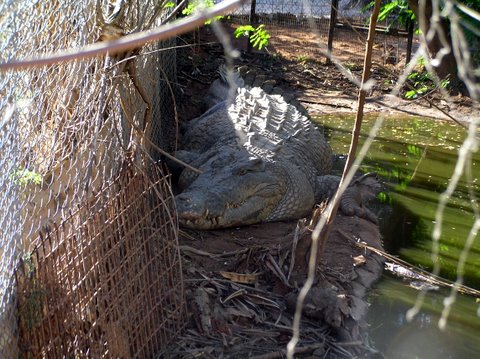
[0,0,247,72]
[287,1,382,357]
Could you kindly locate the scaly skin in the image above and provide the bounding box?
[175,146,316,229]
[175,73,378,229]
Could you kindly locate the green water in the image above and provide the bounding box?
[315,114,480,358]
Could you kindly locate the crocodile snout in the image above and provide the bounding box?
[175,192,226,229]
[175,193,204,220]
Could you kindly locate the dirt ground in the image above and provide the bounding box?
[166,23,475,358]
[177,23,476,124]
[167,213,386,358]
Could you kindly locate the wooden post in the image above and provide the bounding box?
[406,18,414,65]
[326,0,339,64]
[247,0,257,53]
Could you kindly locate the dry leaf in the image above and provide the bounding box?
[353,255,366,267]
[219,271,258,284]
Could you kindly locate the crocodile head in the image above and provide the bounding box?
[175,149,287,229]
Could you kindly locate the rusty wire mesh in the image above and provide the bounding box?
[15,158,184,358]
[227,0,412,64]
[0,1,183,357]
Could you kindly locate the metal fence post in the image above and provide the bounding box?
[327,0,339,64]
[406,18,415,64]
[247,0,257,53]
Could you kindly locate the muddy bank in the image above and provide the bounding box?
[165,29,397,357]
[162,213,385,358]
[176,25,476,126]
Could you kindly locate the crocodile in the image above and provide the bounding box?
[174,68,379,229]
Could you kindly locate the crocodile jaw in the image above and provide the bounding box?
[175,184,284,230]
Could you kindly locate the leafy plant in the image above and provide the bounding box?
[440,77,451,89]
[343,61,362,71]
[19,255,45,330]
[234,24,270,50]
[404,70,450,99]
[405,74,428,98]
[182,0,223,24]
[362,0,415,30]
[379,0,414,25]
[295,54,311,63]
[417,56,426,67]
[377,191,393,205]
[407,144,422,157]
[10,168,42,186]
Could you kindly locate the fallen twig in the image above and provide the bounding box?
[179,244,250,258]
[337,228,480,298]
[252,343,324,359]
[265,253,292,288]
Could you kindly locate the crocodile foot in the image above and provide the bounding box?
[339,173,383,224]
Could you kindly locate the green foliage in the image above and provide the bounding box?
[360,1,375,13]
[234,24,270,50]
[295,54,311,63]
[404,69,450,99]
[362,0,414,30]
[456,1,480,66]
[233,25,255,38]
[21,287,45,330]
[10,168,42,186]
[377,191,394,205]
[182,0,223,24]
[182,0,215,15]
[24,255,36,277]
[164,1,175,8]
[416,56,426,67]
[440,77,451,89]
[406,144,422,157]
[343,61,363,71]
[378,0,414,24]
[440,244,450,252]
[404,57,451,99]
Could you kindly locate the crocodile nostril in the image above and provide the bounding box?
[175,194,192,208]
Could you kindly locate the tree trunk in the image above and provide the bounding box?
[407,0,459,86]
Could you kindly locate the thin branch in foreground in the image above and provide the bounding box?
[286,2,383,358]
[407,3,480,326]
[0,0,247,72]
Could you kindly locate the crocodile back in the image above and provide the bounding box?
[228,87,333,179]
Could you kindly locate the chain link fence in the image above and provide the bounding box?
[228,0,413,65]
[0,1,184,357]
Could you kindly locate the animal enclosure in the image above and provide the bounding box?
[0,1,182,357]
[229,0,414,65]
[1,0,478,358]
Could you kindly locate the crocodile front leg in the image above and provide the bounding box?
[315,173,381,224]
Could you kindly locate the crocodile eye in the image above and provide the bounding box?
[233,158,265,176]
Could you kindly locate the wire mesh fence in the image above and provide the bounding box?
[227,0,413,65]
[16,158,183,358]
[1,0,479,357]
[0,0,184,357]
